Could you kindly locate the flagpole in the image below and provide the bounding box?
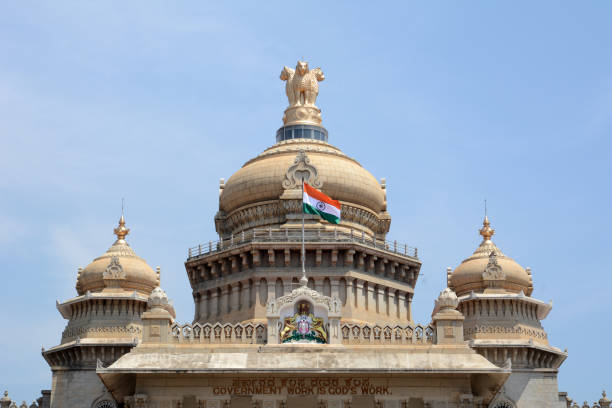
[300,180,307,286]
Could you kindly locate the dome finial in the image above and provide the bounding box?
[479,214,495,241]
[113,200,130,243]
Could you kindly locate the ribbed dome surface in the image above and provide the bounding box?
[450,217,533,296]
[76,216,159,296]
[220,139,386,216]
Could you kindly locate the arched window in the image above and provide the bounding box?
[93,400,116,408]
[491,401,514,408]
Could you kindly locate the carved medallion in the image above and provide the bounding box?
[482,251,505,286]
[282,150,322,190]
[103,256,125,280]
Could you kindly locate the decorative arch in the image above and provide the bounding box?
[490,395,515,408]
[491,402,514,408]
[93,401,116,408]
[90,390,117,408]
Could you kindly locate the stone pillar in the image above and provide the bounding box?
[194,292,201,321]
[397,292,407,322]
[282,278,293,296]
[242,280,252,310]
[200,292,209,320]
[331,277,340,298]
[230,284,240,313]
[315,278,323,294]
[405,293,413,322]
[266,297,280,345]
[210,290,219,318]
[220,286,230,316]
[367,284,377,312]
[383,288,390,316]
[345,279,356,319]
[328,296,343,345]
[267,280,276,302]
[355,280,364,310]
[374,286,381,314]
[393,291,400,320]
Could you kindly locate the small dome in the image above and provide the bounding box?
[218,139,388,235]
[76,215,159,296]
[450,216,533,296]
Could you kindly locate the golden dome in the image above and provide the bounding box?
[449,216,533,296]
[217,139,390,237]
[76,215,159,296]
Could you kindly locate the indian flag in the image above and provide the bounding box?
[303,182,341,224]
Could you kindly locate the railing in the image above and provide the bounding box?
[170,322,267,344]
[188,227,418,260]
[340,323,434,345]
[169,322,434,346]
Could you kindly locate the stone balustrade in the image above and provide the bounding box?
[564,391,611,408]
[0,390,50,408]
[167,322,435,345]
[169,322,267,344]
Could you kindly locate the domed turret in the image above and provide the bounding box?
[44,213,163,407]
[76,215,159,296]
[449,215,533,296]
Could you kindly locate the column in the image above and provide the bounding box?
[331,277,340,298]
[199,292,209,321]
[220,286,229,317]
[230,284,240,313]
[267,280,276,303]
[368,284,377,313]
[282,278,292,295]
[355,280,364,310]
[194,293,201,321]
[314,277,323,293]
[210,290,219,318]
[406,293,413,321]
[242,280,251,310]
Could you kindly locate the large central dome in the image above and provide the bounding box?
[216,139,391,238]
[214,61,392,239]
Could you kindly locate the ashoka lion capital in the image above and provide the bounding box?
[280,60,325,126]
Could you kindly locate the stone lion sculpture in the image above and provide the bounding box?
[280,61,325,107]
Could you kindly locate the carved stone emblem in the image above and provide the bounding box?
[282,150,322,190]
[280,61,325,125]
[482,251,505,287]
[103,256,125,280]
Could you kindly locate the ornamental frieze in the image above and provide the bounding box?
[218,200,391,237]
[463,324,547,340]
[62,324,142,340]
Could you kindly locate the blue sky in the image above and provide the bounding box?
[1,1,611,404]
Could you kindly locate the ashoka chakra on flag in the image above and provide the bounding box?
[303,182,341,224]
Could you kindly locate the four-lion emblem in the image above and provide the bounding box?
[280,61,325,107]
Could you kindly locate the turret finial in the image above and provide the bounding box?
[113,214,130,243]
[479,215,495,241]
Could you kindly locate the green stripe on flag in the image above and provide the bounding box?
[303,202,340,224]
